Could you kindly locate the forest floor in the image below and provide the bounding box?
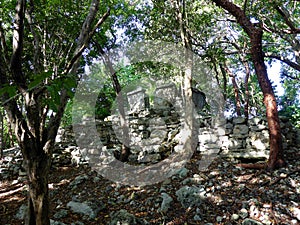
[0,147,300,225]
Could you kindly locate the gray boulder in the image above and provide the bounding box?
[109,209,148,225]
[67,200,105,219]
[176,185,206,208]
[159,193,173,213]
[242,218,263,225]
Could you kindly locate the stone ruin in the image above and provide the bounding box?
[126,87,149,114]
[126,83,207,114]
[56,84,300,167]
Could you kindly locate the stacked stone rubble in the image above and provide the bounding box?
[57,114,300,164]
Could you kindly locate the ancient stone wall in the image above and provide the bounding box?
[58,113,300,165]
[216,116,300,159]
[57,85,300,164]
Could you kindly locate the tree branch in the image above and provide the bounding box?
[46,1,110,144]
[212,0,256,37]
[25,0,41,74]
[281,71,300,81]
[275,5,300,34]
[264,53,300,72]
[0,22,9,66]
[10,0,27,90]
[64,7,110,75]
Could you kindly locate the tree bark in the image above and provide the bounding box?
[23,146,51,225]
[212,0,285,170]
[0,108,3,158]
[98,45,130,162]
[223,64,242,116]
[171,0,196,154]
[243,60,250,119]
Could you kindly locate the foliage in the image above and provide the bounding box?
[0,107,16,149]
[278,66,300,128]
[61,99,73,128]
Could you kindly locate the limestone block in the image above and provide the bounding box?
[154,83,177,105]
[225,123,233,135]
[251,139,268,150]
[249,117,261,126]
[198,133,217,144]
[228,139,244,149]
[141,145,161,154]
[127,87,147,113]
[219,135,229,148]
[233,117,246,124]
[138,153,161,163]
[249,130,269,150]
[231,133,248,139]
[174,144,184,153]
[251,124,267,131]
[215,127,226,136]
[233,124,249,135]
[220,149,269,159]
[150,129,167,139]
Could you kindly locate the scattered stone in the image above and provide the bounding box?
[231,213,239,221]
[193,214,201,221]
[176,185,206,208]
[109,209,148,225]
[239,208,249,219]
[67,200,105,219]
[216,216,223,222]
[71,222,85,225]
[232,117,246,124]
[159,193,173,213]
[54,209,69,219]
[241,218,263,225]
[68,175,88,189]
[50,220,67,225]
[15,204,27,220]
[174,167,189,179]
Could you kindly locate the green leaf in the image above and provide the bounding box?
[0,85,17,98]
[28,71,52,90]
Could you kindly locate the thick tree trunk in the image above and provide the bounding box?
[250,32,286,170]
[25,157,50,225]
[0,108,3,158]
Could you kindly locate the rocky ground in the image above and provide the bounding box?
[0,145,300,225]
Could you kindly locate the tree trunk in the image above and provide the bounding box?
[243,60,250,119]
[97,44,130,162]
[172,0,196,154]
[250,33,285,170]
[24,151,51,225]
[0,1,108,224]
[105,57,130,162]
[223,64,242,116]
[212,0,285,170]
[0,108,3,158]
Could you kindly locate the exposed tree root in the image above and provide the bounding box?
[237,158,287,171]
[236,163,266,169]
